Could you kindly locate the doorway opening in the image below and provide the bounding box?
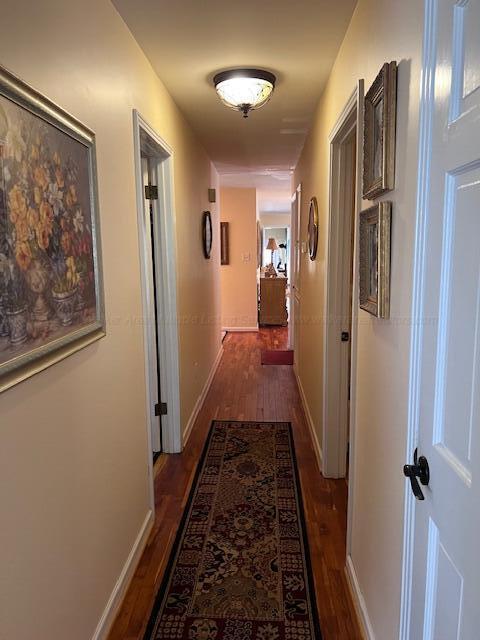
[258,211,291,333]
[133,111,181,508]
[323,86,362,487]
[141,154,164,461]
[261,226,290,277]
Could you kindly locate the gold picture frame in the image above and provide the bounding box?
[0,65,105,393]
[359,201,391,318]
[220,221,229,265]
[363,61,397,200]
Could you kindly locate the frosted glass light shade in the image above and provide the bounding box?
[214,69,276,118]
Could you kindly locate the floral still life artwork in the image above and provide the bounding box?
[0,67,104,391]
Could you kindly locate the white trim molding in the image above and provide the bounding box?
[183,345,224,447]
[294,368,323,472]
[133,110,181,463]
[323,86,358,479]
[328,89,358,144]
[222,326,259,333]
[346,79,364,558]
[345,555,375,640]
[91,510,154,640]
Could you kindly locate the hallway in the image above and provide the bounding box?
[3,0,480,637]
[108,330,361,640]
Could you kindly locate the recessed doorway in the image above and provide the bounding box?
[133,111,182,508]
[323,85,363,489]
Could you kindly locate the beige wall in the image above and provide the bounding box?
[294,0,423,637]
[0,1,220,639]
[220,187,258,330]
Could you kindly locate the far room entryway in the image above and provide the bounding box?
[257,199,293,365]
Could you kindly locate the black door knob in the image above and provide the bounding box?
[404,448,430,501]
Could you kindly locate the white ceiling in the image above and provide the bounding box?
[113,0,356,193]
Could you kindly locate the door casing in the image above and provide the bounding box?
[133,111,181,510]
[323,85,363,483]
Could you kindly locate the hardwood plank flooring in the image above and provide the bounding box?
[107,329,362,640]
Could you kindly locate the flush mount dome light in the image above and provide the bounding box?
[213,68,276,118]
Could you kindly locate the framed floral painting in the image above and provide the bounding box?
[0,65,105,392]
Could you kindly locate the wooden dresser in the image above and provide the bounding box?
[259,277,288,326]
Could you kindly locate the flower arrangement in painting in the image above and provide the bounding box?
[0,106,95,334]
[0,66,104,390]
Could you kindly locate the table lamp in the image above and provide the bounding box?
[266,237,279,277]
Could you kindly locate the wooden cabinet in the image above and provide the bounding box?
[259,277,288,326]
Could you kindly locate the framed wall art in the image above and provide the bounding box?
[363,61,397,200]
[0,65,105,392]
[359,201,391,319]
[307,196,319,260]
[220,221,229,265]
[202,210,212,258]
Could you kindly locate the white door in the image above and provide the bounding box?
[141,155,162,454]
[406,1,480,638]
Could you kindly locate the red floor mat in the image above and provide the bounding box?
[260,349,294,365]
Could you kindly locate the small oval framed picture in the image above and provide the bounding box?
[308,197,319,260]
[202,210,213,259]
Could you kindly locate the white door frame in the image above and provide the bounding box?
[399,1,436,636]
[323,85,362,481]
[262,226,289,270]
[290,184,302,351]
[133,111,181,501]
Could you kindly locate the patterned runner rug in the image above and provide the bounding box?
[144,420,322,640]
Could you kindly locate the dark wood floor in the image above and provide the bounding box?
[108,328,362,640]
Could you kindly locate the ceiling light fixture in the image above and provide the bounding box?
[213,69,276,119]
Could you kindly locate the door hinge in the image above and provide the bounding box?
[155,402,167,416]
[145,184,158,200]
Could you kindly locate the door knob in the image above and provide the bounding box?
[404,448,430,501]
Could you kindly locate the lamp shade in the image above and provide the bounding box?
[266,237,279,251]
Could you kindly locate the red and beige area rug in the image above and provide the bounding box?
[144,420,322,640]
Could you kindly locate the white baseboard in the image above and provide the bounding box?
[183,345,224,447]
[91,509,154,640]
[222,326,259,332]
[293,368,323,472]
[345,555,375,640]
